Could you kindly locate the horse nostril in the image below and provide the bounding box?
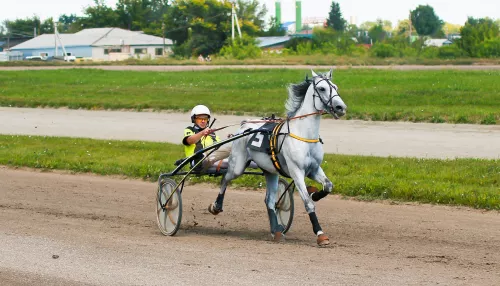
[335,105,344,111]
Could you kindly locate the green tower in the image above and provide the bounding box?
[275,1,281,26]
[295,1,302,33]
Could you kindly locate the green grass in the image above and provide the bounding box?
[1,135,498,210]
[0,68,499,124]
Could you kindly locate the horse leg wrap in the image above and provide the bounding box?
[267,209,284,234]
[311,190,328,202]
[214,193,225,210]
[308,212,323,235]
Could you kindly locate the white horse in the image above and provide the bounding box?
[209,69,347,246]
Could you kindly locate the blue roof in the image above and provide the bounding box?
[281,21,296,28]
[256,36,291,48]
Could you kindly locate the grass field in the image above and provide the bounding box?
[1,135,498,210]
[1,68,498,124]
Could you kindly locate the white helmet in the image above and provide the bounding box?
[191,105,211,123]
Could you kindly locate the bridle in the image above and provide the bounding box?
[309,75,340,114]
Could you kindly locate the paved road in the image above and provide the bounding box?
[1,64,500,72]
[2,107,499,159]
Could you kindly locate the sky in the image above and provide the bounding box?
[1,0,499,28]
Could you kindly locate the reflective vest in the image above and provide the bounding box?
[182,126,221,157]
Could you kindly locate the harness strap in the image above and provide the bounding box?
[288,133,320,143]
[270,121,290,178]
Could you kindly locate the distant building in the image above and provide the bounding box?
[280,22,297,34]
[424,39,453,47]
[256,36,292,51]
[447,33,461,41]
[0,36,32,52]
[10,28,173,61]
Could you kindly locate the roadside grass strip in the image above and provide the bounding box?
[0,69,499,124]
[2,55,500,67]
[1,135,498,210]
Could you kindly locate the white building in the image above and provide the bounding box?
[424,39,453,47]
[10,28,173,61]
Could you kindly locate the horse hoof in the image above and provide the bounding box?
[272,231,284,242]
[208,203,222,215]
[317,234,330,246]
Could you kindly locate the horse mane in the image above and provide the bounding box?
[285,79,310,117]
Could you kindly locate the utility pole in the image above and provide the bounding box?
[6,26,10,50]
[54,22,58,56]
[34,27,37,37]
[231,2,234,40]
[409,10,412,45]
[231,2,241,40]
[162,22,166,55]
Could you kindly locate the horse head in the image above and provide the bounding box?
[310,69,347,119]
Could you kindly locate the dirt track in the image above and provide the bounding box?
[0,167,499,285]
[1,104,500,284]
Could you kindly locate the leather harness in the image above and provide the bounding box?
[269,121,321,178]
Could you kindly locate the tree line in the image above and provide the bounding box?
[1,0,499,59]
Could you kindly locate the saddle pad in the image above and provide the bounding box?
[246,122,278,153]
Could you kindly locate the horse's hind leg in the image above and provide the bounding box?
[264,173,284,241]
[208,148,248,215]
[307,167,333,202]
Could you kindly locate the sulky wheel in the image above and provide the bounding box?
[156,178,182,236]
[276,178,294,234]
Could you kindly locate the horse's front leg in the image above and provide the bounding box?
[288,166,330,246]
[307,166,333,202]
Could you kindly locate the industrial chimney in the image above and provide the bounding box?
[295,0,302,32]
[275,1,281,26]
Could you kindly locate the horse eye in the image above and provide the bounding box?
[319,87,326,92]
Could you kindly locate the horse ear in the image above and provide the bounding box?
[311,69,319,77]
[305,74,309,82]
[328,68,333,80]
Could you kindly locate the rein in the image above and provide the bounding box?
[208,76,337,143]
[206,111,325,134]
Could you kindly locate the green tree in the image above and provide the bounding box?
[395,19,415,36]
[443,22,462,35]
[58,14,80,33]
[235,0,267,36]
[259,16,286,36]
[219,34,262,59]
[77,0,119,29]
[3,16,41,37]
[326,1,346,32]
[164,0,231,57]
[368,20,387,43]
[410,5,443,37]
[40,18,55,34]
[359,21,376,31]
[115,0,169,33]
[458,17,500,57]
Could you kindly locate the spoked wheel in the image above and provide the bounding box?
[156,178,182,236]
[276,178,294,234]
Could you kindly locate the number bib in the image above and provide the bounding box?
[246,122,277,153]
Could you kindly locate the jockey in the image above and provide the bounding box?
[182,105,230,172]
